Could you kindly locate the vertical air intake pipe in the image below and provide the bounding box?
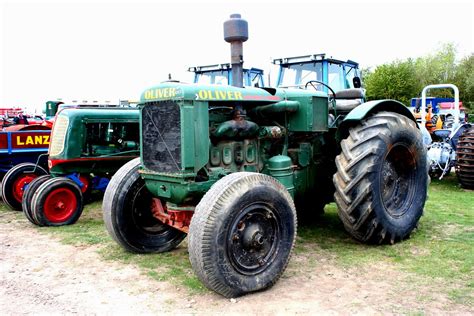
[223,14,248,88]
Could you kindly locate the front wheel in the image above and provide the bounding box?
[102,158,186,253]
[1,163,48,211]
[334,112,428,244]
[188,172,297,298]
[22,174,51,225]
[31,177,84,226]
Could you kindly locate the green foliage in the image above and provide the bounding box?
[414,43,458,92]
[364,43,474,109]
[453,54,474,113]
[364,59,420,105]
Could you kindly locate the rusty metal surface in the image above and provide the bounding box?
[151,198,193,233]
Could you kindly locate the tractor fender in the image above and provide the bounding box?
[338,99,417,138]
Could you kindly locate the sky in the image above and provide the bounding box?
[1,0,473,113]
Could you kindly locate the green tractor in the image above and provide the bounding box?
[17,106,140,226]
[103,14,428,297]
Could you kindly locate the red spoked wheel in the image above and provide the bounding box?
[31,177,84,226]
[1,163,48,211]
[12,174,38,203]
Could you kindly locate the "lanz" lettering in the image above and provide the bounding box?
[16,135,50,145]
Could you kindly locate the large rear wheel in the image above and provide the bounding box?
[188,172,297,297]
[334,112,428,244]
[103,158,186,253]
[1,163,48,211]
[456,126,474,189]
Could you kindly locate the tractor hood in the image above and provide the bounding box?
[139,81,326,104]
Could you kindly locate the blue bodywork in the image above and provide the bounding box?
[0,129,49,174]
[66,173,110,193]
[410,97,454,114]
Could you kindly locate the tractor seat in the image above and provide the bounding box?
[335,99,362,111]
[333,88,365,112]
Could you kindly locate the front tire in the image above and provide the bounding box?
[22,174,51,225]
[334,112,428,244]
[31,177,84,226]
[188,172,297,298]
[1,163,48,210]
[102,158,186,253]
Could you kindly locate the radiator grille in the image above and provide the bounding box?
[142,101,181,172]
[49,115,69,156]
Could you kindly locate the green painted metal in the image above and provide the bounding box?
[49,108,139,176]
[142,137,260,204]
[141,171,214,203]
[140,82,326,103]
[138,81,411,207]
[287,96,328,132]
[342,99,416,125]
[45,101,63,118]
[267,155,294,196]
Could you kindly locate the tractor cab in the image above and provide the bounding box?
[273,54,362,92]
[273,54,365,115]
[189,63,265,87]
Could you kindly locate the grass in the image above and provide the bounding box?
[296,175,474,305]
[1,174,472,304]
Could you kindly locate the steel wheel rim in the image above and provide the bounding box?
[43,188,77,223]
[12,174,37,203]
[380,143,416,218]
[227,203,281,275]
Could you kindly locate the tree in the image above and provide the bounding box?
[363,43,473,109]
[413,43,458,98]
[364,59,419,105]
[453,54,474,111]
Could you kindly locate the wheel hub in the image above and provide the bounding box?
[227,205,280,275]
[12,175,37,203]
[241,223,265,250]
[43,187,77,223]
[56,201,65,209]
[381,144,416,218]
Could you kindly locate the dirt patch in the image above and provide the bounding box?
[0,211,189,314]
[0,209,471,315]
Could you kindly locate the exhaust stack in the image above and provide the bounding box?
[223,14,248,88]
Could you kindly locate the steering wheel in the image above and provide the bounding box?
[304,80,337,101]
[305,81,337,115]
